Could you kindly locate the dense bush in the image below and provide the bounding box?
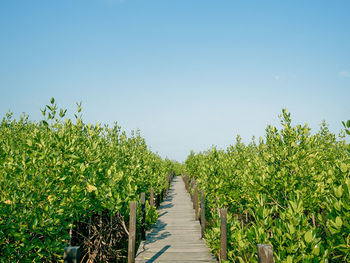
[185,109,349,262]
[0,99,175,262]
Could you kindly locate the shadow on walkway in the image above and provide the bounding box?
[145,245,170,262]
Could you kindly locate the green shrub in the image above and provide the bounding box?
[185,109,349,262]
[0,99,176,262]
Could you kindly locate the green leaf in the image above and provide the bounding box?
[304,230,312,243]
[335,185,343,198]
[340,163,347,173]
[286,255,293,263]
[288,224,295,235]
[27,140,32,147]
[335,216,342,228]
[312,244,320,256]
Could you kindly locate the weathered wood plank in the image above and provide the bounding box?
[141,192,146,240]
[258,244,275,263]
[135,176,217,262]
[136,252,216,261]
[150,187,155,207]
[128,201,137,263]
[220,208,227,261]
[200,190,206,238]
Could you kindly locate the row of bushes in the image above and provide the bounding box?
[0,99,178,262]
[185,110,349,262]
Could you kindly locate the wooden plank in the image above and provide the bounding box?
[141,192,146,240]
[136,252,215,261]
[156,193,161,207]
[150,225,201,230]
[220,208,227,261]
[150,187,154,207]
[194,185,199,220]
[190,177,195,205]
[135,177,217,263]
[257,244,275,263]
[128,201,137,263]
[201,190,206,238]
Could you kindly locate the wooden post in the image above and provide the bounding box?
[63,246,80,263]
[166,176,170,195]
[220,208,227,261]
[184,176,189,191]
[200,190,206,238]
[141,192,146,240]
[150,187,154,207]
[194,185,199,220]
[128,201,137,263]
[190,178,195,204]
[257,244,275,263]
[156,193,160,207]
[190,177,195,188]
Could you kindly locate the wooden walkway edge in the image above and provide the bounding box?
[135,176,217,263]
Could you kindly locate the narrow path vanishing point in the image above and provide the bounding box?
[135,176,217,263]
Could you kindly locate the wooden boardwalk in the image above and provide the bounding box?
[135,176,217,263]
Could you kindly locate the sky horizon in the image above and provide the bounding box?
[1,0,349,162]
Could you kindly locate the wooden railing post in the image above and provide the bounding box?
[141,192,146,240]
[190,177,195,188]
[194,184,199,220]
[161,189,165,201]
[220,208,227,262]
[63,246,80,263]
[166,175,170,195]
[150,187,154,207]
[128,201,137,263]
[156,193,160,207]
[185,176,189,191]
[200,189,206,238]
[190,177,195,204]
[257,244,275,263]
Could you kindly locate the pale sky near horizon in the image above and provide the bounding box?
[0,0,349,162]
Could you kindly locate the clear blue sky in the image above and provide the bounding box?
[1,0,349,162]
